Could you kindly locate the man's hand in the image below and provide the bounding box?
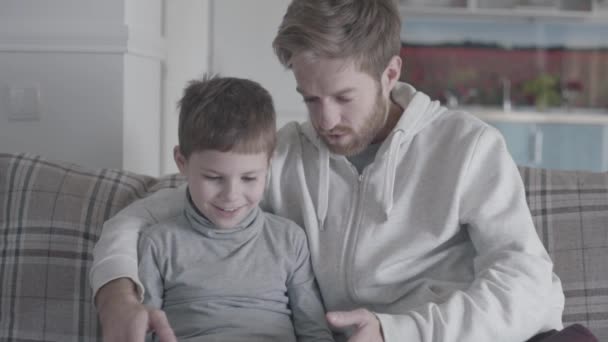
[96,278,177,342]
[326,308,384,342]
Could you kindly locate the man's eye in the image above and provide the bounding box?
[204,175,221,181]
[303,97,317,104]
[242,177,257,182]
[336,97,352,103]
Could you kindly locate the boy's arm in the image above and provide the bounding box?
[288,228,335,342]
[138,232,169,342]
[138,232,165,309]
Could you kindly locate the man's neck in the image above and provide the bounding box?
[372,98,404,144]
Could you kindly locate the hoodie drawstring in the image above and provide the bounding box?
[317,144,330,230]
[383,130,405,217]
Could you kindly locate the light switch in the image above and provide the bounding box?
[8,84,41,121]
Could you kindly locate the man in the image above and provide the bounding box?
[91,0,567,341]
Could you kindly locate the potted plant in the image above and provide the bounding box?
[522,73,562,111]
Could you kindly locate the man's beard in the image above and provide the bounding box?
[320,89,389,156]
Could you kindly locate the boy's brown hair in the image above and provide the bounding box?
[177,74,277,159]
[272,0,402,79]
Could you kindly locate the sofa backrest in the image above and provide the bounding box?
[0,152,607,341]
[0,153,184,341]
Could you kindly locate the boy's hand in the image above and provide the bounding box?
[326,308,384,342]
[96,278,177,342]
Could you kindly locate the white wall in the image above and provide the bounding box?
[1,0,124,27]
[212,0,308,129]
[123,54,162,175]
[0,52,124,169]
[160,0,302,174]
[0,0,305,175]
[160,0,306,174]
[162,0,211,174]
[0,0,165,175]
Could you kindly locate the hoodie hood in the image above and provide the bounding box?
[301,82,446,226]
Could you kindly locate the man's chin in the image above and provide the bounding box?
[324,140,366,156]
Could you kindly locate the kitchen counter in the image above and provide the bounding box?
[456,106,608,125]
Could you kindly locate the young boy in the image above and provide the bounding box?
[137,75,334,342]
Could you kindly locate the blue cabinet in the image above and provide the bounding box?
[487,121,608,172]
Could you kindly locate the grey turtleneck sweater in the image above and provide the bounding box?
[138,191,334,342]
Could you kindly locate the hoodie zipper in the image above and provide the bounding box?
[343,165,368,304]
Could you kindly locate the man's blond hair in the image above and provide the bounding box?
[273,0,402,79]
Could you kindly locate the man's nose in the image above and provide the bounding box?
[316,102,340,131]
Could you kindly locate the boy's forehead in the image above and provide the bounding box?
[190,149,269,171]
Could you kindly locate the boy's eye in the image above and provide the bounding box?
[203,175,221,181]
[242,176,257,182]
[336,96,351,103]
[303,97,318,104]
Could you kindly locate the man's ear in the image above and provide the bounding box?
[173,146,187,175]
[381,55,402,97]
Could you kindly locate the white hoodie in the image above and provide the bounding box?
[263,83,564,341]
[91,83,564,342]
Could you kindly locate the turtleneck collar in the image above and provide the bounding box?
[184,189,263,240]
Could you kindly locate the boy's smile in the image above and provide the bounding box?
[175,149,269,229]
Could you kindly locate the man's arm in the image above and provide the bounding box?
[90,186,185,342]
[95,278,174,342]
[90,185,186,298]
[91,212,152,301]
[374,127,563,341]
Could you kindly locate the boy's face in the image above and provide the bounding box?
[175,148,269,229]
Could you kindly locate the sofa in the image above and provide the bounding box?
[0,152,606,341]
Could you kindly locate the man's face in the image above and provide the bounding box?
[175,149,269,229]
[292,56,389,156]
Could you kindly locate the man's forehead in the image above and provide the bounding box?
[296,85,357,96]
[292,54,356,73]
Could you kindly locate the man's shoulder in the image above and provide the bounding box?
[277,121,305,147]
[428,108,504,146]
[261,211,306,239]
[436,108,489,131]
[273,121,319,169]
[124,185,187,223]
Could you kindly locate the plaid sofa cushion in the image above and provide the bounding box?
[0,153,185,342]
[519,166,608,341]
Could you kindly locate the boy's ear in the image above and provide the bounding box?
[173,146,187,175]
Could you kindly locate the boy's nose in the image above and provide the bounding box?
[221,181,239,200]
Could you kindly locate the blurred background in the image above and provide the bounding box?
[399,0,608,172]
[0,0,606,175]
